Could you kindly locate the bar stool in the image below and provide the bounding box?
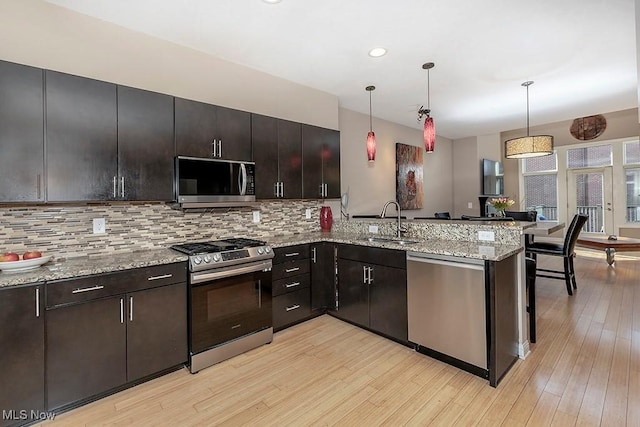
[525,256,537,343]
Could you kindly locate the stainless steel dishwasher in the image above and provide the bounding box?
[407,252,487,369]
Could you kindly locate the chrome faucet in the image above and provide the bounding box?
[380,200,406,238]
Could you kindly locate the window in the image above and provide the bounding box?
[567,145,612,168]
[522,153,558,220]
[624,141,640,223]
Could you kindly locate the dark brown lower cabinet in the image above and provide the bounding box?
[46,296,127,410]
[335,244,407,342]
[0,284,44,427]
[46,274,187,411]
[310,242,335,312]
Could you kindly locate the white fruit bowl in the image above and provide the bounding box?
[0,255,53,273]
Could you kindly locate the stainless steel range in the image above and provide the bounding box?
[171,238,273,373]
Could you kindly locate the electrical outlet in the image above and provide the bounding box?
[478,230,495,242]
[252,211,260,223]
[368,225,379,234]
[468,202,473,209]
[93,218,106,234]
[305,208,311,219]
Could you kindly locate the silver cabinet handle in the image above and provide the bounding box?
[212,139,217,157]
[286,304,301,312]
[121,177,125,198]
[319,184,324,197]
[368,266,374,285]
[258,279,262,308]
[274,182,279,197]
[113,176,117,198]
[285,252,299,257]
[72,285,105,294]
[129,296,134,321]
[285,267,300,273]
[37,174,41,199]
[312,247,317,263]
[363,266,367,284]
[231,324,242,329]
[285,282,301,288]
[147,274,172,281]
[120,298,124,324]
[35,288,40,318]
[218,140,222,158]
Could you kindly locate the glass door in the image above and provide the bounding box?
[567,167,613,234]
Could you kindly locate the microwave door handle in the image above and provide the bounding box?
[239,163,247,196]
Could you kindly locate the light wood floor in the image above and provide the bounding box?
[41,249,640,426]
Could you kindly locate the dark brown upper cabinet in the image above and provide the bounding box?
[252,114,302,199]
[175,98,252,161]
[117,86,174,201]
[45,70,118,202]
[0,60,45,202]
[302,124,341,199]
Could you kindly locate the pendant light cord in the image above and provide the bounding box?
[427,69,430,112]
[526,83,530,137]
[369,90,373,131]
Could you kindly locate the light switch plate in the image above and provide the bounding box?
[478,230,495,242]
[252,211,260,223]
[468,202,473,209]
[368,225,379,233]
[305,208,311,219]
[93,218,106,234]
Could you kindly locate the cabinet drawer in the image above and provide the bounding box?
[46,262,186,308]
[338,244,406,269]
[272,259,310,281]
[273,287,311,330]
[273,244,310,264]
[272,274,310,297]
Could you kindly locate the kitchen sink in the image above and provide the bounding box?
[360,237,420,245]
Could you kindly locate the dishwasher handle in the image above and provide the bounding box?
[407,255,484,271]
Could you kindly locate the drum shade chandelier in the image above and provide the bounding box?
[366,85,376,162]
[504,81,554,159]
[417,62,436,153]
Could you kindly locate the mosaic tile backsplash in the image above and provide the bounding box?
[0,201,323,259]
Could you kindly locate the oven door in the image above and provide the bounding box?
[189,260,272,354]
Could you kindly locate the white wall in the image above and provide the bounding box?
[0,0,338,130]
[338,108,453,218]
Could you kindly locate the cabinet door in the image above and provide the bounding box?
[335,258,369,328]
[310,242,335,311]
[117,86,174,201]
[278,119,302,199]
[0,61,44,202]
[175,97,217,158]
[216,106,252,161]
[301,124,324,198]
[45,71,117,201]
[46,296,126,410]
[322,128,341,198]
[126,283,188,382]
[252,114,279,199]
[369,264,408,342]
[0,284,44,427]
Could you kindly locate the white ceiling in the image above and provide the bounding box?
[45,0,638,139]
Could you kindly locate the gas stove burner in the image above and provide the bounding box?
[170,237,273,272]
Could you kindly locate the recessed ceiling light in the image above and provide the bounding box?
[368,48,387,58]
[262,0,282,3]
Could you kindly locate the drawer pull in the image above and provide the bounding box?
[231,324,241,329]
[147,274,173,281]
[72,285,105,294]
[286,304,301,312]
[285,282,301,288]
[285,267,300,273]
[285,252,299,257]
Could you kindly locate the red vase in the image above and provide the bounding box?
[320,206,333,232]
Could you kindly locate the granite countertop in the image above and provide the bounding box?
[0,248,188,288]
[1,231,522,288]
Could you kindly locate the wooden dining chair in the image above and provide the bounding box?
[526,213,588,296]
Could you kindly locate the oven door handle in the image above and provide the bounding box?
[190,260,272,284]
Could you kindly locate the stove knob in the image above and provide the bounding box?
[257,247,264,255]
[212,253,222,262]
[193,256,202,265]
[265,246,271,253]
[203,255,212,263]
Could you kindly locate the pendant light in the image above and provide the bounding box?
[505,81,554,158]
[366,85,376,162]
[417,62,436,153]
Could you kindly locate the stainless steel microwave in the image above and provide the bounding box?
[174,156,256,208]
